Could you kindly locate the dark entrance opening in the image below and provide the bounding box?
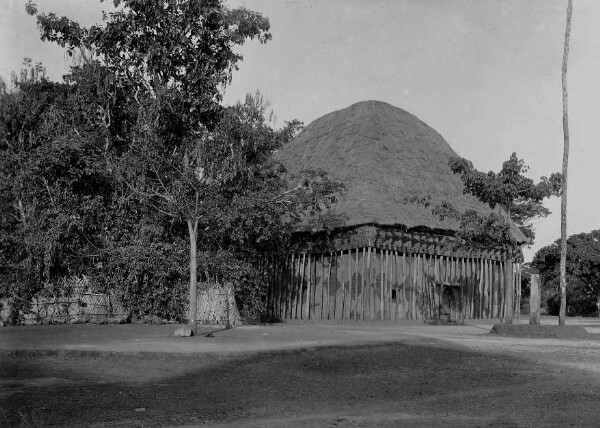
[441,286,459,323]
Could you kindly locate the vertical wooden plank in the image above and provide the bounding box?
[333,251,342,320]
[460,257,465,321]
[463,257,469,320]
[346,249,352,320]
[347,250,353,320]
[296,254,303,319]
[284,255,289,319]
[407,254,413,320]
[393,250,399,321]
[380,249,384,321]
[318,253,325,320]
[483,259,489,318]
[468,257,473,320]
[491,259,496,319]
[290,254,296,320]
[270,255,276,316]
[367,246,373,320]
[384,250,388,321]
[306,254,312,320]
[302,253,308,320]
[388,250,393,321]
[402,252,407,320]
[355,248,360,321]
[270,255,275,318]
[413,254,419,320]
[338,251,345,320]
[438,256,444,320]
[344,250,350,320]
[361,247,367,321]
[516,263,522,319]
[426,255,433,319]
[324,253,331,319]
[287,254,294,319]
[277,256,283,319]
[487,259,492,318]
[389,250,394,321]
[432,255,438,320]
[470,258,475,319]
[330,252,336,319]
[418,254,424,319]
[479,259,485,319]
[499,260,505,320]
[313,254,321,320]
[298,253,304,320]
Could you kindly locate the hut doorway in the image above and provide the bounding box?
[441,286,460,323]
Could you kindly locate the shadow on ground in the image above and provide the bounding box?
[2,338,600,427]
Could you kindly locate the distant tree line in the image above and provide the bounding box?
[532,230,600,317]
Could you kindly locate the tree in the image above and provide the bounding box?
[28,1,342,329]
[449,153,561,323]
[27,0,272,331]
[559,0,573,326]
[533,230,600,317]
[0,60,114,322]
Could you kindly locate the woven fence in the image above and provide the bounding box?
[28,289,112,323]
[194,282,241,326]
[1,277,241,326]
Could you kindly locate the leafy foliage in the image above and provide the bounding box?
[532,230,600,316]
[2,1,343,324]
[449,153,562,241]
[0,63,113,320]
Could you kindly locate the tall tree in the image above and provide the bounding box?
[559,0,573,326]
[449,153,561,323]
[27,1,341,330]
[28,0,272,331]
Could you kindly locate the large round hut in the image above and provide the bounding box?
[263,100,525,322]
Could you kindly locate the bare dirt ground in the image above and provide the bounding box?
[1,317,600,427]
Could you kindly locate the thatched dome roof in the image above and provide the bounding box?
[276,100,526,242]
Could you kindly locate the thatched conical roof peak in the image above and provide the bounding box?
[276,100,526,241]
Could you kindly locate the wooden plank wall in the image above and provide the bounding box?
[263,248,520,321]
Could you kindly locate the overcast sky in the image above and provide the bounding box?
[1,0,598,261]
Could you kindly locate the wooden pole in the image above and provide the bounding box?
[462,257,467,321]
[401,252,406,320]
[380,249,385,321]
[413,254,418,320]
[334,251,342,320]
[319,253,325,320]
[367,246,373,320]
[408,254,413,320]
[326,253,332,319]
[422,254,428,319]
[289,254,295,319]
[529,273,541,325]
[306,254,312,320]
[559,0,573,327]
[348,249,353,320]
[394,250,399,321]
[355,247,360,321]
[362,247,367,321]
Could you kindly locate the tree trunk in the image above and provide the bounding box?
[596,293,600,318]
[559,0,573,326]
[187,219,199,333]
[529,274,541,326]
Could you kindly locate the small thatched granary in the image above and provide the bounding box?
[262,100,525,322]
